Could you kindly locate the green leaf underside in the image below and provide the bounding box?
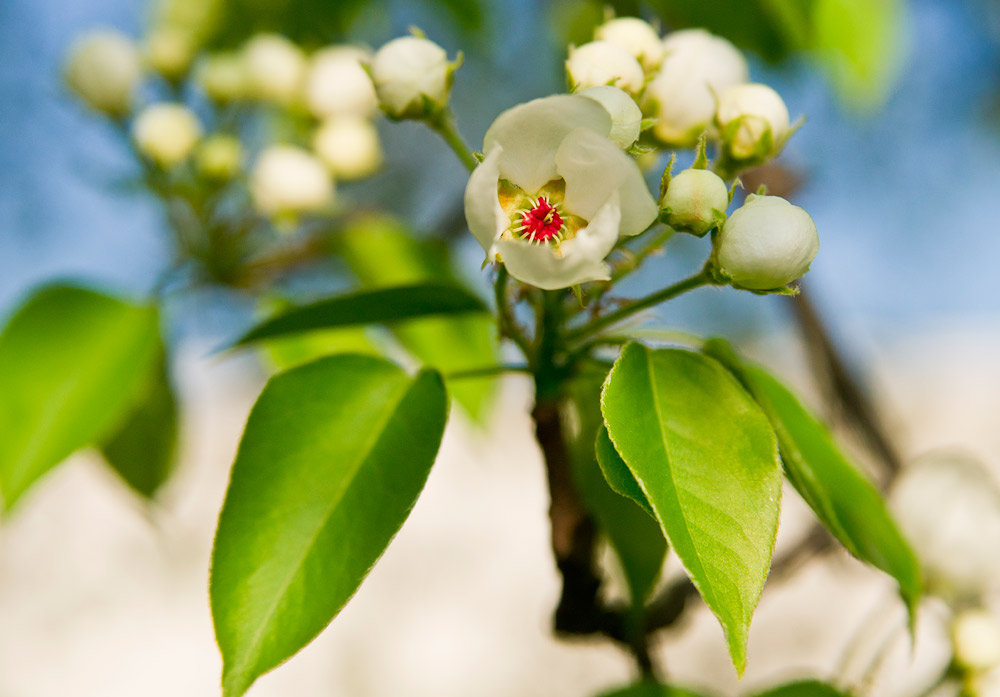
[210,355,448,697]
[704,339,922,625]
[601,344,782,674]
[236,283,487,346]
[101,349,179,499]
[595,424,655,518]
[0,285,160,510]
[750,679,850,697]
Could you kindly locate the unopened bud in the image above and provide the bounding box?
[132,103,202,167]
[313,116,382,180]
[196,52,247,102]
[305,46,378,119]
[578,86,642,149]
[566,41,645,96]
[662,168,729,236]
[243,34,306,105]
[712,194,818,289]
[594,17,665,72]
[251,145,334,218]
[717,83,790,161]
[954,609,1000,674]
[196,134,242,179]
[146,26,196,80]
[371,36,454,119]
[64,29,143,116]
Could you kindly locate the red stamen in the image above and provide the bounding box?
[519,197,563,243]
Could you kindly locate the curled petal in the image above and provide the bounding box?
[464,147,506,256]
[483,95,611,193]
[496,193,621,290]
[555,128,657,236]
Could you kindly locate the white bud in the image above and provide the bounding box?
[646,29,747,146]
[567,41,645,96]
[251,145,334,217]
[371,36,452,119]
[313,116,382,180]
[954,610,1000,673]
[305,46,378,119]
[594,17,665,72]
[195,134,242,179]
[662,168,729,235]
[243,34,306,105]
[132,103,202,167]
[145,26,196,80]
[717,83,790,160]
[577,86,642,148]
[713,194,818,289]
[196,52,247,102]
[64,29,143,116]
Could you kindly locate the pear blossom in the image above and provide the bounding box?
[662,168,729,236]
[243,34,306,105]
[716,83,790,160]
[577,86,642,148]
[313,116,382,180]
[465,94,657,290]
[251,145,334,217]
[132,103,202,167]
[953,609,1000,673]
[594,17,665,72]
[64,29,143,116]
[566,41,645,96]
[305,46,378,119]
[197,52,247,102]
[146,26,196,79]
[196,134,242,179]
[371,36,453,118]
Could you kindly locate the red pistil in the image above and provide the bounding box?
[519,197,563,243]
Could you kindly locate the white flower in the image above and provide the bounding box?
[594,17,665,72]
[196,134,242,179]
[64,29,143,116]
[251,145,334,217]
[953,609,1000,673]
[371,36,452,119]
[313,116,382,180]
[196,52,247,102]
[646,29,747,147]
[304,46,378,119]
[892,453,1000,600]
[713,194,817,289]
[243,34,306,105]
[464,94,657,290]
[132,103,202,167]
[662,168,729,236]
[146,26,196,80]
[716,83,790,160]
[566,41,645,96]
[577,86,642,148]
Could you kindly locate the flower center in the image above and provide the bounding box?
[516,197,565,243]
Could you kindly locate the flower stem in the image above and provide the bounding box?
[427,109,478,172]
[495,267,532,358]
[445,364,531,380]
[568,266,717,344]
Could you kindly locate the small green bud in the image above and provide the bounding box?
[716,83,790,161]
[371,35,455,119]
[196,134,242,179]
[661,168,728,236]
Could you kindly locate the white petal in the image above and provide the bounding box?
[483,94,611,194]
[463,146,505,256]
[578,86,642,149]
[554,128,658,236]
[496,193,621,290]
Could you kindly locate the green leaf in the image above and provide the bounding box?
[595,424,654,518]
[750,680,850,697]
[703,338,922,624]
[210,354,448,697]
[598,680,715,697]
[100,350,179,499]
[339,218,498,422]
[235,283,487,346]
[601,344,782,675]
[566,376,666,610]
[0,285,160,510]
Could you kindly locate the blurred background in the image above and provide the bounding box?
[1,0,999,695]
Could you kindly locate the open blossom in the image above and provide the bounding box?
[465,94,657,290]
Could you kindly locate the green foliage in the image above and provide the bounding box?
[101,351,179,499]
[339,217,498,422]
[598,679,715,697]
[595,424,655,518]
[210,354,448,697]
[704,339,922,624]
[749,679,850,697]
[601,344,782,675]
[235,283,487,346]
[0,285,160,510]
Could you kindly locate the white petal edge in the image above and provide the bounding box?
[463,146,506,257]
[578,86,642,149]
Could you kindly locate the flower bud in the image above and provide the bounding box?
[953,609,1000,674]
[243,34,306,105]
[196,52,247,102]
[251,145,334,218]
[132,103,202,167]
[646,29,747,147]
[64,29,143,116]
[371,36,453,119]
[577,86,642,149]
[716,83,790,161]
[594,17,665,72]
[713,194,818,289]
[195,134,242,179]
[146,26,196,80]
[305,46,378,119]
[662,168,729,236]
[566,41,645,96]
[313,116,382,180]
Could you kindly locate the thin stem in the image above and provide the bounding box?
[494,267,532,358]
[445,364,531,380]
[569,267,716,344]
[587,225,675,311]
[428,110,478,173]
